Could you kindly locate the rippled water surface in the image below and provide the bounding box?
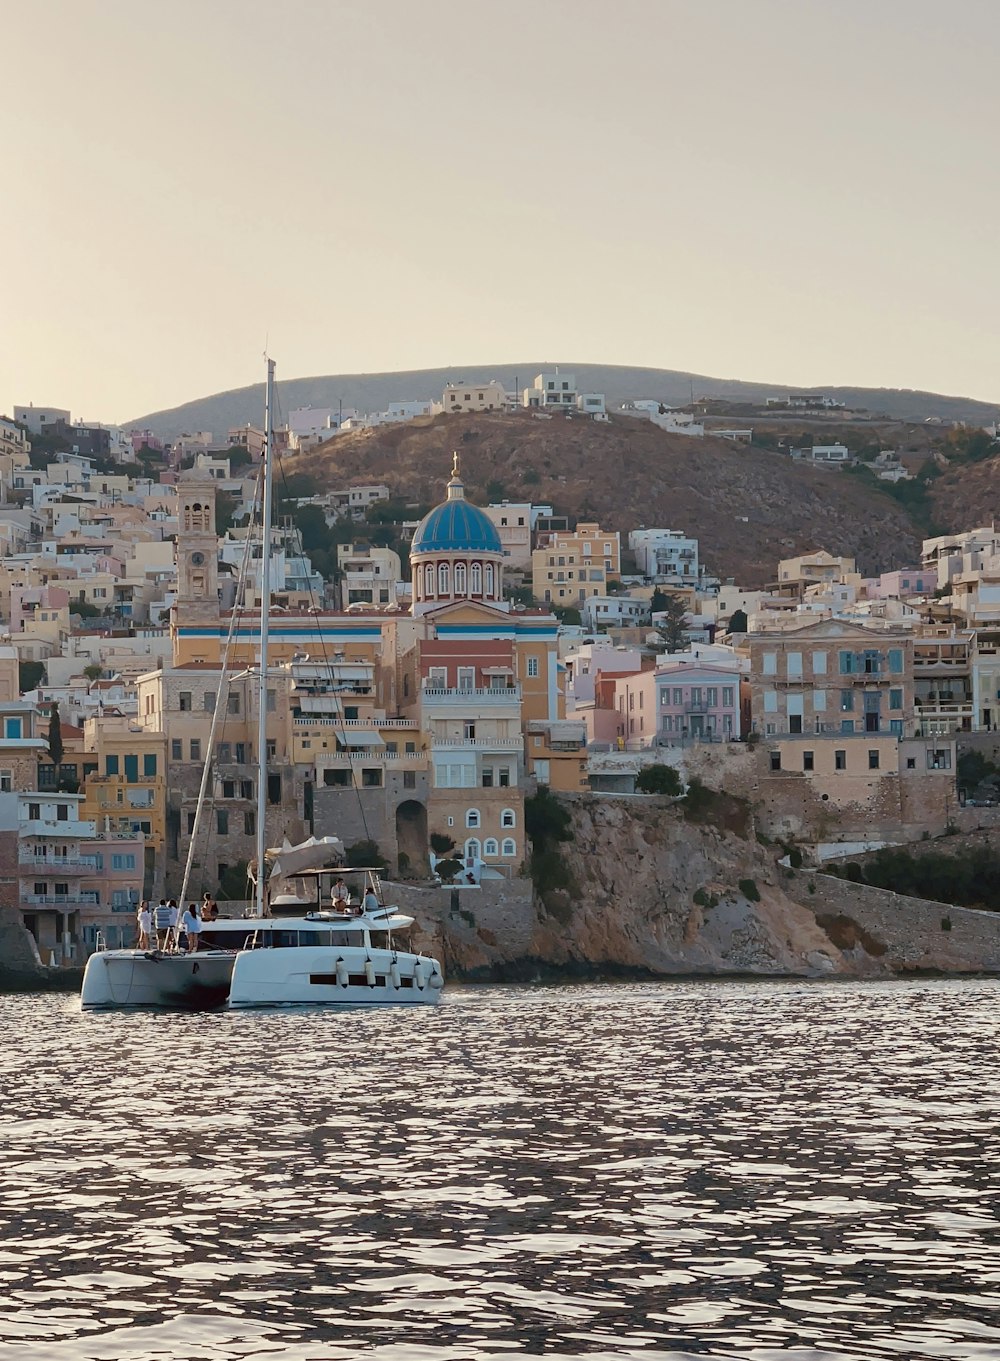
[2,981,1000,1360]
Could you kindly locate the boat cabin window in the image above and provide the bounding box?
[258,928,365,948]
[369,930,397,949]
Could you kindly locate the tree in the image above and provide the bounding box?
[650,588,670,614]
[551,605,582,625]
[635,764,683,796]
[72,599,103,619]
[215,491,238,536]
[485,479,506,501]
[218,860,250,900]
[47,703,64,769]
[18,660,45,694]
[726,608,748,634]
[654,592,688,652]
[292,504,332,552]
[430,831,456,855]
[83,664,103,682]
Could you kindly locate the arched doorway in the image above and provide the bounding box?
[395,800,428,877]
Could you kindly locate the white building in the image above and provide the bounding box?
[336,542,403,609]
[581,595,650,630]
[622,401,704,437]
[629,529,700,584]
[13,405,71,436]
[522,372,577,410]
[790,444,851,464]
[484,502,533,569]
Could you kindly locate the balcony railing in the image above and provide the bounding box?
[314,751,426,766]
[422,686,521,704]
[22,894,101,907]
[432,737,523,751]
[18,854,100,870]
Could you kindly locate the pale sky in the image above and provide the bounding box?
[3,0,998,422]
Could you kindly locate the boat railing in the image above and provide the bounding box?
[94,930,108,953]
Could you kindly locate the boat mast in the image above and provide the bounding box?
[253,356,275,919]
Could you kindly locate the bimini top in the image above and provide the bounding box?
[410,459,502,557]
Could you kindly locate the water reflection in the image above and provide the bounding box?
[1,980,1000,1359]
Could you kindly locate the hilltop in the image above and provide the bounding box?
[127,362,999,441]
[296,410,925,586]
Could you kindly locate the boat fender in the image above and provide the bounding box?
[365,959,376,987]
[336,959,349,987]
[413,960,427,990]
[429,970,444,990]
[192,962,200,974]
[389,962,401,989]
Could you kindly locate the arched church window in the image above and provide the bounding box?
[485,564,495,596]
[470,562,482,594]
[424,564,434,596]
[438,563,450,594]
[454,562,467,594]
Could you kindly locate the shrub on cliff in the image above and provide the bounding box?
[636,764,682,796]
[738,878,761,902]
[682,777,751,837]
[525,788,578,906]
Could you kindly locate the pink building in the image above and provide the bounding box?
[595,670,658,747]
[10,584,70,634]
[654,660,743,742]
[866,569,936,599]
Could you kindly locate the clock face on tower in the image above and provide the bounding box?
[191,551,206,566]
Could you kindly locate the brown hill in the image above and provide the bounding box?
[929,453,1000,536]
[301,411,922,587]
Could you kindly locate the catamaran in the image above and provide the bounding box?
[80,360,444,1009]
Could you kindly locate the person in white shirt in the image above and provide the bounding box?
[167,900,179,951]
[136,901,152,950]
[181,902,201,954]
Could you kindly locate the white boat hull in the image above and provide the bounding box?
[228,946,444,1008]
[80,950,236,1009]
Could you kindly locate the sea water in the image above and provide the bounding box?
[1,979,999,1360]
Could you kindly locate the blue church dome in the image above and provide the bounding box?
[411,466,502,557]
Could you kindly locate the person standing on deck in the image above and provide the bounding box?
[182,902,202,954]
[153,899,172,949]
[136,901,152,950]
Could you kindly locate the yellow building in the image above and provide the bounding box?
[531,522,621,607]
[79,716,168,869]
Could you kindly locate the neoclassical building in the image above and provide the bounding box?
[410,455,508,617]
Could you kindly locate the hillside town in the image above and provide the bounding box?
[2,376,1000,968]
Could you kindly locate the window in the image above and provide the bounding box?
[179,691,192,712]
[203,691,216,712]
[764,690,778,713]
[482,767,494,788]
[4,717,22,739]
[927,749,952,771]
[217,809,229,835]
[28,802,41,820]
[217,742,231,763]
[813,690,827,711]
[464,722,476,740]
[787,652,802,678]
[535,759,550,785]
[438,563,450,594]
[839,652,855,675]
[501,838,516,857]
[464,838,481,860]
[483,838,499,857]
[526,656,539,678]
[124,754,139,782]
[405,742,416,754]
[501,808,516,828]
[763,653,777,676]
[812,651,827,675]
[227,692,240,715]
[457,667,475,691]
[498,766,511,787]
[673,687,683,705]
[470,562,482,593]
[907,757,916,769]
[889,689,903,711]
[769,751,781,772]
[244,810,255,835]
[0,770,10,793]
[888,648,903,674]
[466,809,481,829]
[840,690,854,712]
[240,780,253,799]
[105,755,120,776]
[171,738,182,761]
[454,563,467,594]
[56,804,69,822]
[485,564,495,595]
[868,750,880,770]
[190,739,201,761]
[143,753,157,777]
[706,687,718,707]
[361,769,381,788]
[803,751,814,771]
[835,749,846,770]
[222,780,236,799]
[840,719,855,733]
[235,743,247,764]
[111,853,136,871]
[403,771,416,789]
[267,689,276,713]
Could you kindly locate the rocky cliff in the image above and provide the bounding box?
[396,794,1000,981]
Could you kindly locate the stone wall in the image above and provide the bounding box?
[385,876,536,978]
[791,869,1000,972]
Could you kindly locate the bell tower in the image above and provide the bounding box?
[174,475,220,627]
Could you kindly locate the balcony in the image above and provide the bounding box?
[432,737,523,751]
[18,854,101,871]
[22,893,100,907]
[315,750,426,766]
[422,686,521,706]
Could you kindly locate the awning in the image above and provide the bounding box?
[341,731,385,747]
[483,666,514,675]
